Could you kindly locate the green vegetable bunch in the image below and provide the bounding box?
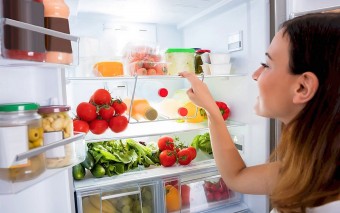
[87,139,159,177]
[191,132,212,154]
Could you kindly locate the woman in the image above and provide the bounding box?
[180,13,340,213]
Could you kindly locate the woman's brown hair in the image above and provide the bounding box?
[270,13,340,212]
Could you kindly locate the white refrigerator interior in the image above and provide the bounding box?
[1,0,339,213]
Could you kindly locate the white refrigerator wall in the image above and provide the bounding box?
[181,0,270,212]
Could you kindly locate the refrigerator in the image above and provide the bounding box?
[0,0,339,213]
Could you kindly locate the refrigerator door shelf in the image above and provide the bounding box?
[0,133,86,194]
[76,182,159,213]
[0,18,79,67]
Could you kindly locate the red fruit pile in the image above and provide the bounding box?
[73,88,129,135]
[203,177,231,202]
[158,135,197,167]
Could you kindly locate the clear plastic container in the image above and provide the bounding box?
[38,105,76,169]
[0,103,46,182]
[165,48,195,75]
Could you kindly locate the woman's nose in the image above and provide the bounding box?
[252,67,262,81]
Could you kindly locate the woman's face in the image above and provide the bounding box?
[252,29,302,124]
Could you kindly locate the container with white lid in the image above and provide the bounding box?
[0,103,46,182]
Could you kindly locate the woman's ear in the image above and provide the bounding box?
[293,72,319,104]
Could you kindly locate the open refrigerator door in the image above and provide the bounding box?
[1,0,339,213]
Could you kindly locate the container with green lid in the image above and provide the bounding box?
[0,102,46,182]
[165,48,195,75]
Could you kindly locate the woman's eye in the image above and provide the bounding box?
[261,63,269,68]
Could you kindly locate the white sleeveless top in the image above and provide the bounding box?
[270,200,340,213]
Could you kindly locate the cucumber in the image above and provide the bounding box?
[72,163,86,180]
[90,164,106,178]
[81,151,95,170]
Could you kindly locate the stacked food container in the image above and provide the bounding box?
[200,52,232,76]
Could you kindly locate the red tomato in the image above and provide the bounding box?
[111,99,127,115]
[177,149,192,165]
[89,119,108,135]
[108,115,128,133]
[92,89,112,105]
[181,185,191,207]
[157,135,175,151]
[76,102,97,122]
[159,150,177,167]
[73,119,89,133]
[186,146,197,161]
[98,106,115,121]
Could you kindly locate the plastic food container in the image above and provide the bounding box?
[128,61,168,76]
[165,48,195,75]
[93,61,124,77]
[209,53,230,64]
[38,105,76,169]
[0,103,46,182]
[208,63,232,75]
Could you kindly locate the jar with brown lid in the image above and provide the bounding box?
[38,105,75,168]
[0,103,46,182]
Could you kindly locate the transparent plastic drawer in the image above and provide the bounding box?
[77,183,158,213]
[163,175,241,213]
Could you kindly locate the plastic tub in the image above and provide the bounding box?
[209,53,230,64]
[208,63,231,75]
[165,48,195,75]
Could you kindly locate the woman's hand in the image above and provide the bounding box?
[179,71,218,114]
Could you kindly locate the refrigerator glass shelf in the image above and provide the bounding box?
[74,159,218,191]
[66,73,248,81]
[0,133,86,194]
[0,18,79,67]
[84,120,246,142]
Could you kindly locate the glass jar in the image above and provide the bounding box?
[195,49,211,74]
[165,48,195,75]
[2,0,46,62]
[0,103,46,182]
[38,105,75,168]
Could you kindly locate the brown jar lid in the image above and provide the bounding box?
[38,105,71,114]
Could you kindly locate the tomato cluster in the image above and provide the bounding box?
[157,135,197,167]
[73,88,129,135]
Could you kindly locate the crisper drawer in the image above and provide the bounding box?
[163,174,242,213]
[76,182,160,213]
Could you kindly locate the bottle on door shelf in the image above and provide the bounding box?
[43,0,73,64]
[124,98,158,121]
[2,0,46,62]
